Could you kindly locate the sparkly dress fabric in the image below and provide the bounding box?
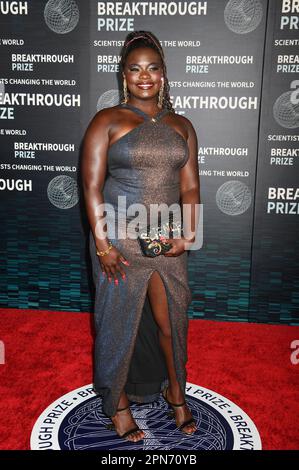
[89,103,192,417]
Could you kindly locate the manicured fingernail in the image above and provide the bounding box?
[114,279,118,285]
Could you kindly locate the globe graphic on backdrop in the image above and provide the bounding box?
[96,90,121,112]
[47,175,79,209]
[273,91,299,129]
[59,395,232,450]
[216,180,252,215]
[44,0,79,34]
[224,0,263,34]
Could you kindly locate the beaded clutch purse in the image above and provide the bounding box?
[137,214,183,258]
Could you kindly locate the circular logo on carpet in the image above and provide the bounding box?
[30,383,262,450]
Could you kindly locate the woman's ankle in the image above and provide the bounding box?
[117,390,130,410]
[168,383,185,402]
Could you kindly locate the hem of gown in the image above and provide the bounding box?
[125,378,169,404]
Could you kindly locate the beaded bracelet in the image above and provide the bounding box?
[96,241,113,257]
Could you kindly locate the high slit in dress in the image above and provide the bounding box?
[89,102,192,417]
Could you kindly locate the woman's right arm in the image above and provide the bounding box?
[81,110,129,285]
[81,110,110,252]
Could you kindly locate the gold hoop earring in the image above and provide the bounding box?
[122,77,129,103]
[158,78,164,109]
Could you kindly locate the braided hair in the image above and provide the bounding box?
[120,31,174,113]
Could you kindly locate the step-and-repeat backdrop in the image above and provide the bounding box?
[0,0,298,324]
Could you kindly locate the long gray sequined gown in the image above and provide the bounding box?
[89,102,192,417]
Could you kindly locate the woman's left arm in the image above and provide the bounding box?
[164,117,200,256]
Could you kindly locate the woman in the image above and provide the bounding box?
[82,31,200,443]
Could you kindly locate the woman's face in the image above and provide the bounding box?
[123,47,163,102]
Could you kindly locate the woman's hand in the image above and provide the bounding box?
[162,236,194,257]
[97,246,130,285]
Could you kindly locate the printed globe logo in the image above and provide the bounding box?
[224,0,263,34]
[273,91,299,129]
[44,0,79,34]
[97,90,121,112]
[47,175,79,209]
[216,180,252,216]
[31,383,261,450]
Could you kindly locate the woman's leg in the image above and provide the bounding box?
[147,271,196,434]
[110,390,145,442]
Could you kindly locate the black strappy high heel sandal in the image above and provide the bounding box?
[162,387,196,435]
[105,405,144,441]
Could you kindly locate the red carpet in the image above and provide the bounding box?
[0,308,298,450]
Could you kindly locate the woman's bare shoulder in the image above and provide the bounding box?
[85,104,123,134]
[172,111,194,127]
[91,104,123,124]
[172,112,196,138]
[166,109,196,140]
